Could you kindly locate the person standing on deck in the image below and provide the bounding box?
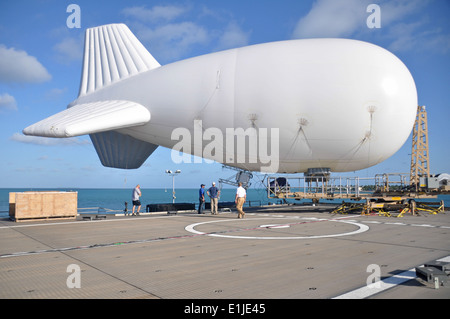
[132,184,142,216]
[235,182,246,219]
[198,184,206,214]
[207,182,220,215]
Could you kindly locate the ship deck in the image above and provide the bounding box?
[1,204,449,307]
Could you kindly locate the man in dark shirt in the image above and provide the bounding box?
[198,184,205,214]
[207,182,220,215]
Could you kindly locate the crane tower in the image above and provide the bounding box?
[410,105,430,190]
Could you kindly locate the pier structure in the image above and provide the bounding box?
[267,173,446,217]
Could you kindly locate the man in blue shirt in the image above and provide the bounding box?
[207,182,220,215]
[198,184,205,214]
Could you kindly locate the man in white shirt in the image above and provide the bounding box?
[235,182,246,218]
[132,184,142,215]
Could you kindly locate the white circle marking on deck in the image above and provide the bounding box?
[185,217,369,240]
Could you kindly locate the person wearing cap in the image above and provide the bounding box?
[207,182,220,215]
[198,184,206,214]
[235,182,246,218]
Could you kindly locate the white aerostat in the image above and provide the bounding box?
[24,24,417,173]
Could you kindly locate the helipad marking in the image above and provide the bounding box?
[333,268,417,299]
[185,217,369,240]
[333,255,450,299]
[260,224,291,229]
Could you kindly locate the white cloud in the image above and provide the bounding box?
[376,0,449,54]
[123,4,252,62]
[292,0,448,54]
[123,4,209,62]
[380,0,449,54]
[45,87,68,100]
[216,21,251,51]
[0,93,17,112]
[53,37,83,62]
[379,0,427,25]
[122,5,187,22]
[0,45,51,84]
[388,22,450,54]
[386,21,423,52]
[292,0,370,39]
[10,132,91,146]
[135,22,210,61]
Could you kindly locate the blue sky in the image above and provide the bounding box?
[0,0,449,189]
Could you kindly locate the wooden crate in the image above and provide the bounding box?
[9,191,78,222]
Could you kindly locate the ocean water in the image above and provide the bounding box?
[1,188,449,218]
[0,188,275,217]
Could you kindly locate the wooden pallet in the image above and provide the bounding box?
[9,191,77,222]
[12,215,77,222]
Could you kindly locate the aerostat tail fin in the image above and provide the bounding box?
[23,24,160,169]
[23,100,150,138]
[90,131,158,169]
[78,23,160,97]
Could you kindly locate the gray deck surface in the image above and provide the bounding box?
[1,205,449,301]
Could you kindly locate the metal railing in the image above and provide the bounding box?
[267,173,412,200]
